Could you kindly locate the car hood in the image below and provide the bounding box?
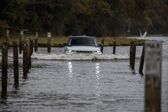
[66,46,100,52]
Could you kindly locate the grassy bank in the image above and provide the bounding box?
[0,36,144,47]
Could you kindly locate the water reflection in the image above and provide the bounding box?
[95,63,101,97]
[95,62,102,111]
[68,62,73,75]
[96,63,100,75]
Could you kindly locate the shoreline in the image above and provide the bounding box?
[0,36,145,47]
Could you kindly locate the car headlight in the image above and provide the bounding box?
[66,49,72,54]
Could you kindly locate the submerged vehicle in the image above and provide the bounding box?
[64,36,102,54]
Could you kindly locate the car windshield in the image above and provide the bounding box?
[69,37,97,46]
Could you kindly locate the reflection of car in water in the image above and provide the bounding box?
[64,36,102,54]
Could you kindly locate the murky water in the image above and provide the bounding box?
[0,37,167,112]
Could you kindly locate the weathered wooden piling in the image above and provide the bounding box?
[19,36,22,54]
[30,39,34,55]
[25,40,30,72]
[132,44,136,69]
[1,42,8,99]
[28,40,32,70]
[130,42,133,69]
[34,38,38,52]
[101,39,104,45]
[47,32,51,53]
[6,29,10,40]
[100,45,103,53]
[34,32,38,52]
[130,41,136,70]
[145,40,162,112]
[23,42,28,79]
[139,46,144,75]
[113,41,116,54]
[100,39,104,53]
[13,40,19,88]
[19,31,23,54]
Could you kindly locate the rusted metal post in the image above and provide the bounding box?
[113,41,116,54]
[145,40,162,112]
[130,41,136,69]
[1,42,8,99]
[139,46,144,75]
[23,42,28,79]
[13,40,19,88]
[47,32,51,53]
[34,32,38,52]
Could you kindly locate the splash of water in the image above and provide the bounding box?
[31,53,129,60]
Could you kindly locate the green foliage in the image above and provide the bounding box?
[0,0,168,36]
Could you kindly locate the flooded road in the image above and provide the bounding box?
[0,37,168,112]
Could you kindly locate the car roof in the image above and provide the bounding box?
[69,36,96,39]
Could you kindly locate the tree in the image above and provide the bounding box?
[0,0,168,36]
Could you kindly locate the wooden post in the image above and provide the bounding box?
[100,45,103,53]
[130,41,136,69]
[26,40,30,72]
[130,42,133,68]
[145,40,162,112]
[19,35,22,54]
[47,32,51,53]
[19,30,23,54]
[139,46,144,75]
[101,39,104,53]
[113,41,116,54]
[34,32,38,52]
[23,42,28,79]
[13,40,19,88]
[101,39,104,45]
[1,42,8,99]
[6,29,10,40]
[30,39,34,55]
[34,38,38,52]
[132,44,136,69]
[28,40,31,70]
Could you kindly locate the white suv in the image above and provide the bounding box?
[64,36,101,54]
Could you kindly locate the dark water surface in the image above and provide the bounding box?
[0,37,167,112]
